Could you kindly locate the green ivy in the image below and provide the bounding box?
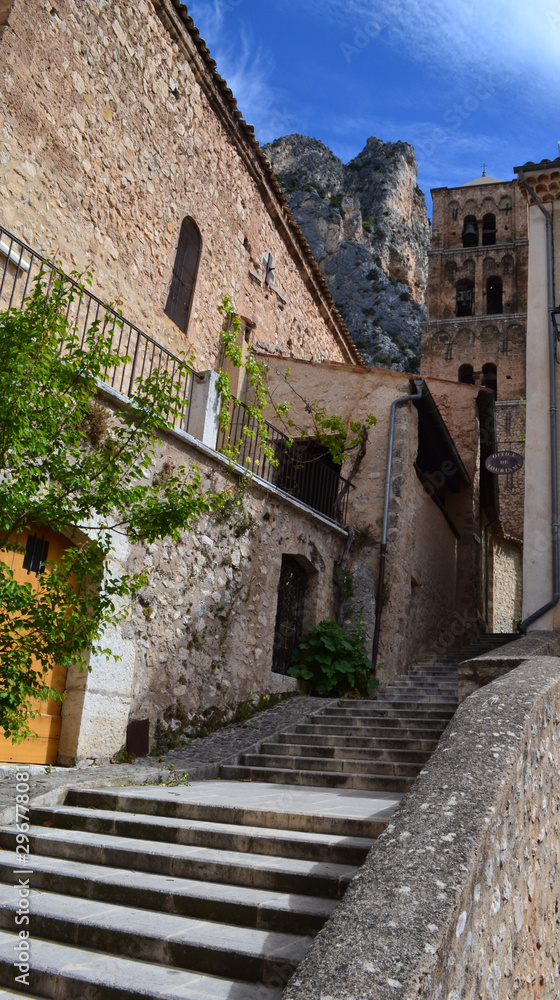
[0,272,219,743]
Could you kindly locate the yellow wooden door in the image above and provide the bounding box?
[0,526,72,765]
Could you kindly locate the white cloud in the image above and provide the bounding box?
[300,0,560,87]
[186,1,297,141]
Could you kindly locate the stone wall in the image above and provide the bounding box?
[263,359,480,687]
[57,389,346,765]
[492,536,523,633]
[283,655,560,1000]
[0,0,357,370]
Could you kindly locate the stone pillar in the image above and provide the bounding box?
[186,370,221,449]
[522,204,555,629]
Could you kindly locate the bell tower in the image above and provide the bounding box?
[421,171,528,629]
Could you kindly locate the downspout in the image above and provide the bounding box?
[372,378,424,669]
[517,170,559,631]
[484,515,499,627]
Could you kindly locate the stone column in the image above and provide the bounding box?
[186,370,221,449]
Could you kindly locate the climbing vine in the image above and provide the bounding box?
[215,295,376,475]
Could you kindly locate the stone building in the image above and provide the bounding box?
[421,172,527,631]
[0,0,486,766]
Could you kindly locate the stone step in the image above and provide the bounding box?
[294,722,447,740]
[64,786,386,838]
[0,853,336,937]
[276,731,439,752]
[29,804,373,867]
[0,885,311,985]
[320,707,454,721]
[260,742,433,764]
[219,765,413,793]
[385,689,457,699]
[372,697,457,709]
[394,679,458,687]
[0,929,283,1000]
[240,753,422,778]
[0,989,44,999]
[0,826,355,900]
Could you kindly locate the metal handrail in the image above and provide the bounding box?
[0,223,203,433]
[217,397,353,525]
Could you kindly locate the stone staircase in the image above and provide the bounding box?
[0,633,519,998]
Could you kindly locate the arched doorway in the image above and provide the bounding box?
[0,525,74,765]
[272,556,308,674]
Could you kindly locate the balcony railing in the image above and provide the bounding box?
[217,398,353,524]
[0,224,203,434]
[1,223,352,526]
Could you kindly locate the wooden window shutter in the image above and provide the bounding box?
[164,216,201,332]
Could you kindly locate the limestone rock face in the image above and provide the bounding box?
[263,134,430,370]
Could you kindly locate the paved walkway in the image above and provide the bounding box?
[0,695,329,824]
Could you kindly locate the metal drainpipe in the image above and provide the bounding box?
[371,378,424,669]
[517,170,559,632]
[484,515,499,627]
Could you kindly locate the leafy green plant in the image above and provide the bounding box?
[216,296,284,469]
[288,618,377,697]
[0,271,219,744]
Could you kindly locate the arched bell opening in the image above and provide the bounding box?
[486,275,503,315]
[455,279,474,317]
[458,363,475,385]
[462,216,479,248]
[482,362,497,397]
[482,213,496,246]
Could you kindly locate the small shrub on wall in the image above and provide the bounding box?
[288,617,377,697]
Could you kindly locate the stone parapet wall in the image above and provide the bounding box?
[283,654,560,1000]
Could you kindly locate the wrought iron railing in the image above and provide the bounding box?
[217,397,353,524]
[0,224,352,524]
[0,224,203,433]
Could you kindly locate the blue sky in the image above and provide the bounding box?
[186,0,559,213]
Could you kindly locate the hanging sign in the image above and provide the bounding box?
[485,451,524,474]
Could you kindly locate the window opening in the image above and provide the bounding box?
[482,363,497,397]
[462,216,478,248]
[164,216,201,333]
[444,260,457,283]
[22,533,49,576]
[486,276,503,315]
[458,363,475,385]
[272,556,307,674]
[482,214,496,246]
[456,280,474,317]
[275,440,341,520]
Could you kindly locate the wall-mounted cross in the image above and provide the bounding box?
[499,204,512,214]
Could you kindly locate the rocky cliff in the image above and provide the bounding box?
[262,135,430,370]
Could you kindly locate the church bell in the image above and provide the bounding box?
[462,220,478,246]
